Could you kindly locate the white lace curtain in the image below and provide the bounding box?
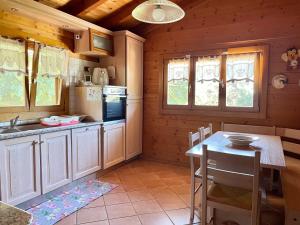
[0,37,26,75]
[226,53,257,82]
[38,45,68,78]
[196,56,221,82]
[167,58,189,82]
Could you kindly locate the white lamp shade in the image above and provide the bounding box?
[132,0,185,24]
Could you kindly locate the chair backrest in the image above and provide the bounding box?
[200,123,213,141]
[188,130,201,148]
[189,123,213,148]
[222,122,275,135]
[201,144,261,224]
[276,127,300,157]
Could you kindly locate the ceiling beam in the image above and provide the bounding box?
[96,0,145,30]
[59,0,107,16]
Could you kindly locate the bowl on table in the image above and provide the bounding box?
[223,134,260,146]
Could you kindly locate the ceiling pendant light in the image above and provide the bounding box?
[132,0,185,24]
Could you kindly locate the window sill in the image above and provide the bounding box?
[160,107,266,119]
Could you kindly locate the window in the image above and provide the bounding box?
[0,37,27,111]
[161,46,269,118]
[164,58,190,106]
[195,56,221,107]
[31,46,66,109]
[0,37,67,114]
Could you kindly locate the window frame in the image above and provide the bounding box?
[29,43,67,112]
[160,45,269,119]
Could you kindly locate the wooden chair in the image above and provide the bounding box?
[221,122,276,135]
[188,123,213,222]
[201,144,261,225]
[276,127,300,225]
[222,122,276,191]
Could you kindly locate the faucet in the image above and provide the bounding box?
[9,115,19,129]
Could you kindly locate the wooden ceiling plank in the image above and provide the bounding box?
[96,0,145,30]
[58,0,107,16]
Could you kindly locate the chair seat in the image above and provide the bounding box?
[207,183,253,210]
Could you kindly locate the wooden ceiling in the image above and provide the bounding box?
[34,0,189,33]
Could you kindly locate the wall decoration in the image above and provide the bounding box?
[281,47,300,70]
[272,74,288,89]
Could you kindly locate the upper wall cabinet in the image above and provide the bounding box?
[100,31,145,99]
[75,29,113,56]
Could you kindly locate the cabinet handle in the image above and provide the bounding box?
[85,127,89,131]
[39,141,44,144]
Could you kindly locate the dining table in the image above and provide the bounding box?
[186,131,286,170]
[185,131,286,225]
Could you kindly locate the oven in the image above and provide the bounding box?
[102,86,127,122]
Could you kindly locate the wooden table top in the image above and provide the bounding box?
[186,131,286,170]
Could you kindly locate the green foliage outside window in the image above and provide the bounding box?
[0,72,26,107]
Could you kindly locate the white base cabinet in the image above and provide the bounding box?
[0,135,41,205]
[72,125,102,180]
[103,122,125,169]
[40,130,72,194]
[126,99,143,160]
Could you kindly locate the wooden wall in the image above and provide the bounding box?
[141,0,300,165]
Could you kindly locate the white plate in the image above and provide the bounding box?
[224,134,259,146]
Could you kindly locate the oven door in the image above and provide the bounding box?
[103,95,126,122]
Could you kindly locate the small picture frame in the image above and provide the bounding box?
[84,74,92,83]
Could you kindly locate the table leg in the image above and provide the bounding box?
[190,156,195,222]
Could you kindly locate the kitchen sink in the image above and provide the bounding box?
[0,128,21,134]
[0,124,45,134]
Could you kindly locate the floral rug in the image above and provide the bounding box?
[27,180,116,225]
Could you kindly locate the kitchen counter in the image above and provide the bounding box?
[0,121,103,141]
[0,201,32,225]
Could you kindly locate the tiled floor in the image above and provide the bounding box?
[56,159,200,225]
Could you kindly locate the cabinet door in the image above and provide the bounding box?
[40,130,72,194]
[103,123,125,169]
[126,99,143,159]
[0,135,41,205]
[126,36,143,100]
[72,126,101,180]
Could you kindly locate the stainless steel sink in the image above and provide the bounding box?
[0,128,21,134]
[0,124,45,134]
[17,124,44,131]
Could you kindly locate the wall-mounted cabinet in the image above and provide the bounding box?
[72,125,102,180]
[0,135,41,205]
[40,130,72,194]
[75,29,113,56]
[103,123,126,169]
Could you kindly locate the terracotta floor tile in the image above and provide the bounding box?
[103,192,130,205]
[108,185,125,194]
[138,212,173,225]
[79,221,109,225]
[77,206,107,224]
[84,197,105,208]
[169,184,191,195]
[156,195,187,211]
[106,203,136,219]
[109,216,142,225]
[165,208,200,225]
[132,200,163,214]
[56,213,76,225]
[127,189,154,202]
